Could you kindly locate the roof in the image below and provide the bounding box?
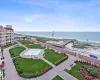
[4,27,13,30]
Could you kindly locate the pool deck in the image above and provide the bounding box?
[20,48,44,59]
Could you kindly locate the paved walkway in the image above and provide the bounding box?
[4,46,24,80]
[58,71,76,80]
[17,41,27,48]
[3,42,78,80]
[42,58,55,67]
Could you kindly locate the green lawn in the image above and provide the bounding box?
[52,75,64,80]
[14,57,49,76]
[25,44,45,49]
[9,46,25,57]
[18,40,32,44]
[64,62,100,80]
[44,49,66,64]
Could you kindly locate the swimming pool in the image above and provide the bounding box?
[24,49,41,55]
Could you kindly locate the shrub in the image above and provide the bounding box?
[55,56,68,66]
[16,66,23,73]
[48,66,52,70]
[19,72,43,78]
[89,70,98,77]
[87,68,93,73]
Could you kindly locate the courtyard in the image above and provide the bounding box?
[7,40,69,79]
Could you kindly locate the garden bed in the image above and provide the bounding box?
[13,57,52,78]
[79,65,100,80]
[64,62,100,80]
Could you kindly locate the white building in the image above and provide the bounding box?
[0,25,14,46]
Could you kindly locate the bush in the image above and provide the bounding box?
[89,70,98,77]
[18,66,52,78]
[19,72,43,78]
[16,66,23,73]
[55,56,68,66]
[87,68,93,73]
[48,66,52,70]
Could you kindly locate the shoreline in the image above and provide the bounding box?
[16,33,100,44]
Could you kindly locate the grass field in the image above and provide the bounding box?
[9,46,25,57]
[14,57,49,75]
[44,49,66,64]
[19,40,32,44]
[52,75,64,80]
[25,44,45,49]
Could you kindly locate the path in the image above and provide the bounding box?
[58,71,76,80]
[3,46,23,80]
[17,41,27,48]
[42,58,55,67]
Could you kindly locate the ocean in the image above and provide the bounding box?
[16,32,100,41]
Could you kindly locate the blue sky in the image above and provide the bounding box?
[0,0,100,31]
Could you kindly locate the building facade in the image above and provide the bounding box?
[0,25,14,46]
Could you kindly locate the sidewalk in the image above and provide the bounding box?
[42,58,55,67]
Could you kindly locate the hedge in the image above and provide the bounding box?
[13,58,52,78]
[54,56,68,66]
[18,66,52,78]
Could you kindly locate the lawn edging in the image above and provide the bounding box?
[55,56,68,66]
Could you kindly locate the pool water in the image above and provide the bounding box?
[24,49,41,55]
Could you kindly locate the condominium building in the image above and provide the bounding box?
[0,25,14,46]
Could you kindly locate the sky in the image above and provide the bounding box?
[0,0,100,31]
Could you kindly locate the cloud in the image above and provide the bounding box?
[1,0,100,31]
